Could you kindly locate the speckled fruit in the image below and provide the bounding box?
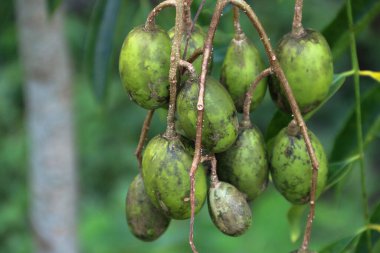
[208,181,252,236]
[119,25,171,109]
[125,174,170,241]
[216,124,269,201]
[176,77,239,153]
[220,34,267,112]
[269,29,333,114]
[168,25,210,76]
[142,135,207,220]
[270,126,328,205]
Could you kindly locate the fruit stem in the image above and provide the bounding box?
[179,60,197,81]
[287,119,300,137]
[135,110,155,170]
[292,0,305,37]
[228,0,320,250]
[164,0,184,139]
[180,48,203,76]
[144,0,176,30]
[346,0,372,251]
[242,67,272,124]
[233,6,245,40]
[210,155,219,188]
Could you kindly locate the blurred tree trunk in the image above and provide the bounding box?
[15,1,77,253]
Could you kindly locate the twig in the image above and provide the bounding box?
[135,110,155,170]
[145,0,176,30]
[164,0,184,139]
[209,155,219,188]
[190,0,321,251]
[180,47,203,76]
[242,67,272,125]
[179,60,197,81]
[292,0,305,37]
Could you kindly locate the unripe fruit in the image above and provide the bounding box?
[269,29,333,114]
[270,124,328,204]
[126,174,170,241]
[208,181,252,236]
[176,77,239,153]
[119,25,171,109]
[220,34,267,112]
[142,135,207,220]
[216,124,269,201]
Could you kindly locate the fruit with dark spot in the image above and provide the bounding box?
[126,174,170,241]
[269,123,328,204]
[119,25,171,109]
[208,181,252,236]
[220,34,267,112]
[142,135,207,219]
[176,77,239,153]
[216,124,269,201]
[269,29,333,114]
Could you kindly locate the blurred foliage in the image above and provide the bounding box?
[1,0,380,252]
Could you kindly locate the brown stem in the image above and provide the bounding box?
[179,59,197,81]
[145,0,176,30]
[135,110,155,170]
[163,0,184,139]
[242,67,272,125]
[180,47,203,76]
[209,155,219,188]
[233,6,244,40]
[292,0,305,37]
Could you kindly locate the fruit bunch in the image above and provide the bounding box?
[119,1,333,251]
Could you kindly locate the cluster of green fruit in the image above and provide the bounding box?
[119,11,333,242]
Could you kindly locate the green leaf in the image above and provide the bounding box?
[92,0,122,101]
[319,234,360,253]
[265,73,347,143]
[323,0,380,59]
[325,154,360,190]
[355,202,380,252]
[287,205,307,243]
[330,86,380,162]
[47,0,62,15]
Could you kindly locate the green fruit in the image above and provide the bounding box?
[208,181,252,236]
[126,174,170,241]
[269,29,333,114]
[176,77,239,153]
[119,25,171,109]
[220,34,267,112]
[216,124,269,201]
[142,135,207,220]
[270,125,328,204]
[168,25,210,76]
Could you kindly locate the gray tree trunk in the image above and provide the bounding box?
[15,1,78,253]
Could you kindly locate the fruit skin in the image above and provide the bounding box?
[216,124,269,201]
[142,135,207,220]
[126,174,170,241]
[269,29,333,114]
[208,181,252,236]
[168,25,210,76]
[220,35,267,112]
[119,25,171,109]
[176,77,239,153]
[270,127,328,205]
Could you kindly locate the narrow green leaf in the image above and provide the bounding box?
[319,234,360,253]
[93,0,121,101]
[325,154,360,190]
[47,0,62,15]
[287,205,307,243]
[265,73,347,143]
[330,86,380,162]
[323,0,380,59]
[355,202,380,252]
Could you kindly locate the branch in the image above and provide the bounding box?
[135,110,155,170]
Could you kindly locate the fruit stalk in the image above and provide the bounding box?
[292,0,305,37]
[164,0,184,139]
[135,110,155,170]
[145,0,176,30]
[179,60,197,81]
[233,6,243,39]
[227,0,320,250]
[242,67,272,124]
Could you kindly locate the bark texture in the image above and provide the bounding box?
[15,1,77,253]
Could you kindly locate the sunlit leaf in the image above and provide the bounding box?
[359,70,380,83]
[323,0,380,59]
[287,205,307,243]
